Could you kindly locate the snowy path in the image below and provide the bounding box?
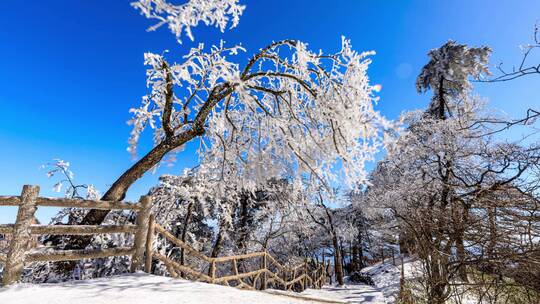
[0,273,387,304]
[301,284,386,303]
[267,284,386,303]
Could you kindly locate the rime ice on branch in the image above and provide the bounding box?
[128,37,392,192]
[132,0,245,43]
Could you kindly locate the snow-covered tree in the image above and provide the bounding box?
[416,40,491,119]
[359,39,539,303]
[61,1,390,278]
[132,0,245,43]
[364,94,540,301]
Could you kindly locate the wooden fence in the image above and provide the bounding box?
[148,220,327,291]
[0,184,326,292]
[0,185,150,286]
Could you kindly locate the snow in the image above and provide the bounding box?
[301,284,386,303]
[0,272,399,304]
[267,283,386,303]
[360,257,421,304]
[0,273,311,304]
[0,272,388,304]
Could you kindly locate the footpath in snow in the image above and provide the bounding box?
[271,258,420,304]
[359,257,420,303]
[298,283,386,303]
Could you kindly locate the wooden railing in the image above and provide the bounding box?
[0,185,151,286]
[0,184,326,292]
[146,220,327,292]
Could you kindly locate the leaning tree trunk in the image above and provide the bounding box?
[50,130,202,277]
[50,81,234,278]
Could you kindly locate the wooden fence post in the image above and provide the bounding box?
[261,252,267,290]
[130,195,152,272]
[2,185,39,286]
[144,214,155,273]
[210,260,216,283]
[303,259,308,291]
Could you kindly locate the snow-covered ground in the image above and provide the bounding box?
[0,261,418,304]
[360,257,421,303]
[301,284,386,303]
[0,273,340,304]
[267,283,386,303]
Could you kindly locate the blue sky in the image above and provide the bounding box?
[1,0,538,223]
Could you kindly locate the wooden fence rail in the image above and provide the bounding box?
[147,222,326,292]
[0,184,326,293]
[0,185,150,286]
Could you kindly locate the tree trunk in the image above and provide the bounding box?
[455,232,468,282]
[487,205,497,259]
[235,194,252,275]
[427,252,448,304]
[357,243,365,269]
[437,77,447,120]
[50,131,201,277]
[332,233,344,285]
[179,201,194,277]
[235,194,250,254]
[452,203,469,282]
[208,226,224,277]
[340,239,346,273]
[210,229,224,259]
[352,244,359,272]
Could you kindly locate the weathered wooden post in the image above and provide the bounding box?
[291,267,296,291]
[210,260,216,283]
[261,252,268,290]
[144,214,155,273]
[2,185,39,286]
[303,259,308,291]
[130,195,152,272]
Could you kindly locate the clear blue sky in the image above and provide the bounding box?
[1,0,538,223]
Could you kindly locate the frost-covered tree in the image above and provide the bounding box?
[147,174,214,272]
[299,188,346,285]
[416,40,491,119]
[356,39,540,303]
[132,0,245,43]
[415,40,491,284]
[145,169,315,280]
[42,159,100,201]
[365,95,540,303]
[64,0,390,271]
